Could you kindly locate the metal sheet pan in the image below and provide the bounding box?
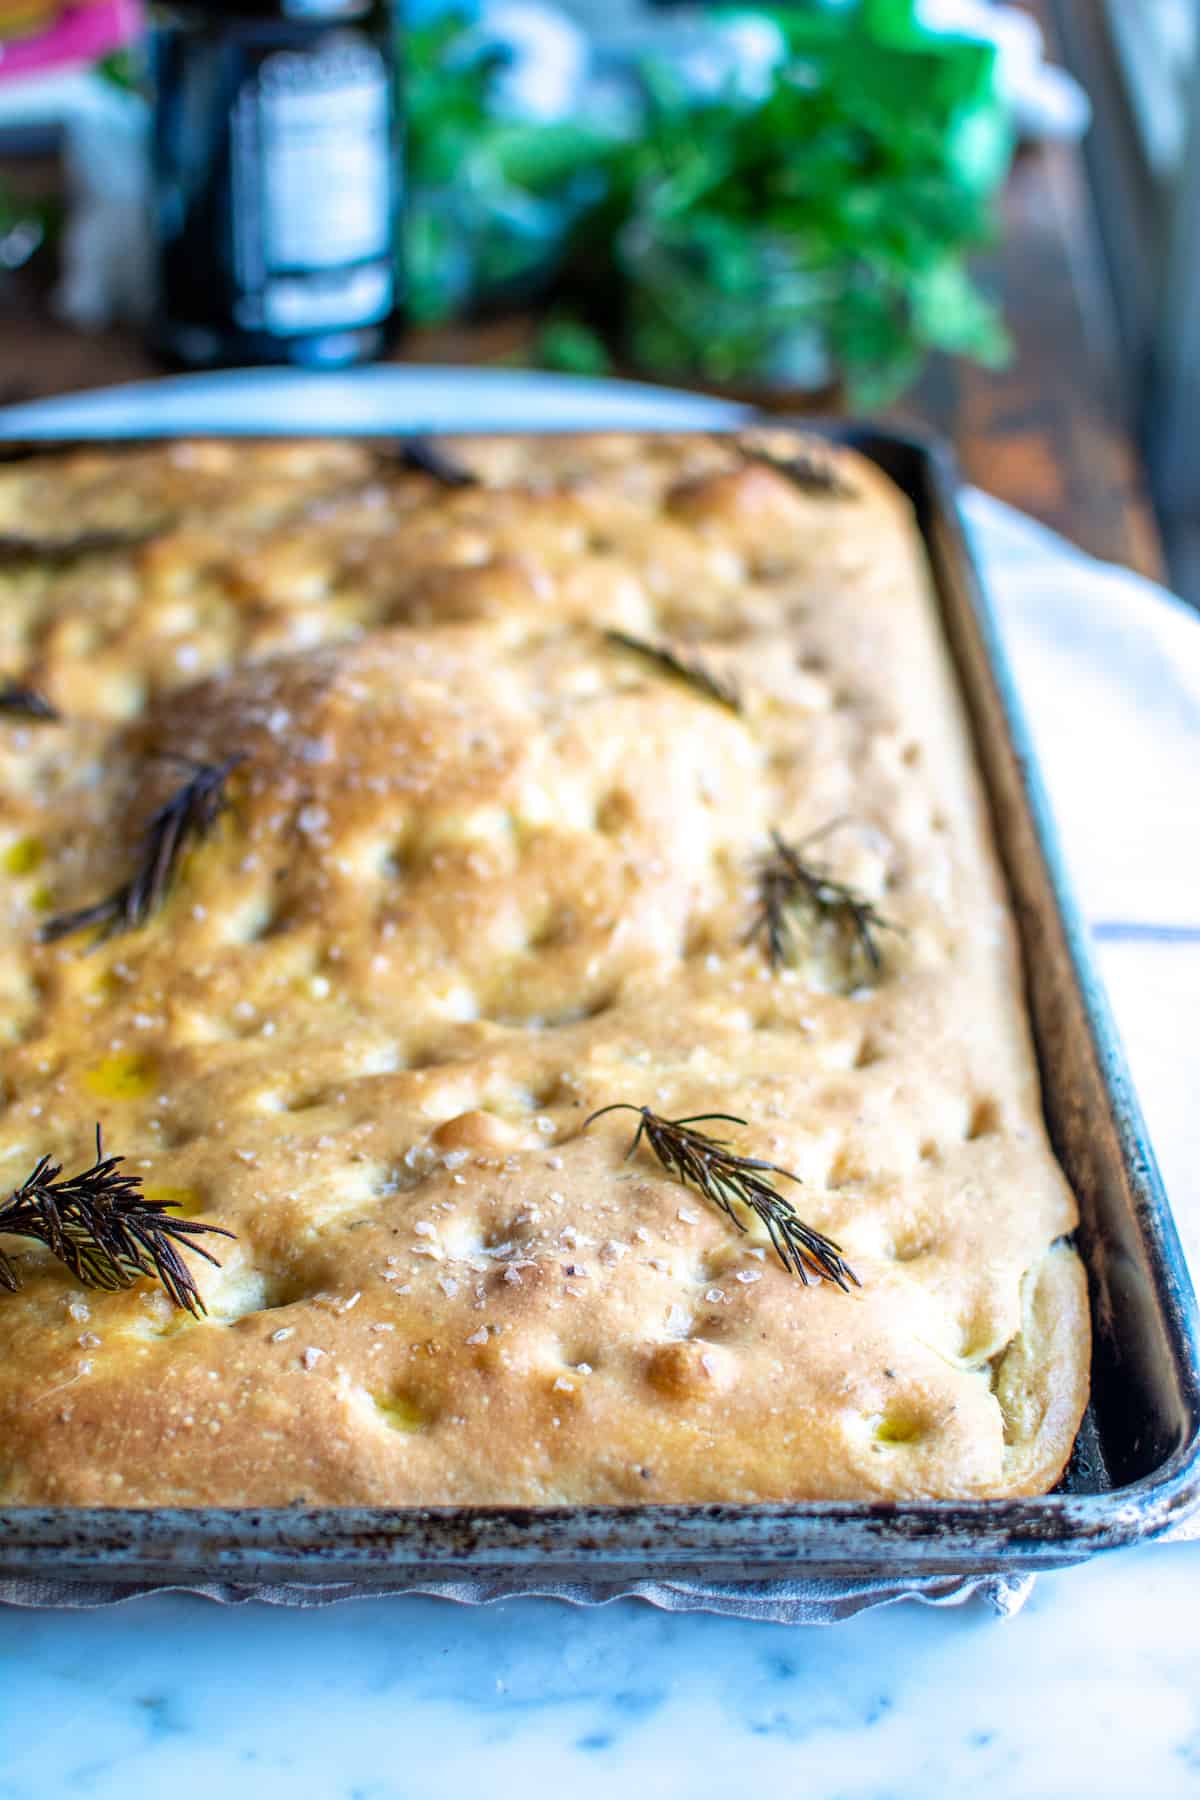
[1,420,1197,1586]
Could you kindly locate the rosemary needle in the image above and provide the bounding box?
[41,752,246,946]
[0,1125,233,1314]
[585,1104,858,1290]
[0,679,58,722]
[734,438,855,499]
[751,828,898,980]
[0,525,167,566]
[384,438,478,488]
[606,630,741,714]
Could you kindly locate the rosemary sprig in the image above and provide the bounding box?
[606,630,741,714]
[0,679,58,721]
[735,438,855,499]
[41,752,245,945]
[0,525,165,567]
[0,1126,233,1314]
[585,1104,858,1290]
[384,437,478,488]
[751,828,897,980]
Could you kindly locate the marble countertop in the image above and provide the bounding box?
[3,1542,1200,1799]
[1,379,1199,1798]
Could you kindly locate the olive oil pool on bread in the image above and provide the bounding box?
[149,0,401,368]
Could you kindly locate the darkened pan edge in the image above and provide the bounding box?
[0,421,1197,1585]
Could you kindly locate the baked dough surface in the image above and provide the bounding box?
[0,431,1089,1505]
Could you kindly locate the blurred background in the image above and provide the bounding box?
[0,0,1191,596]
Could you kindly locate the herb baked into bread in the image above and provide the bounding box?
[0,430,1089,1505]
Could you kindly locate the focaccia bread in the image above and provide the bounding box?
[0,430,1089,1506]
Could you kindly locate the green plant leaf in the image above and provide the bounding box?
[538,317,614,375]
[402,0,1014,400]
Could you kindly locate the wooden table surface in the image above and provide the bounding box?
[0,63,1165,585]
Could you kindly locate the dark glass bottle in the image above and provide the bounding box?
[149,0,401,369]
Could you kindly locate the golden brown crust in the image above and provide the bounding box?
[0,429,1089,1505]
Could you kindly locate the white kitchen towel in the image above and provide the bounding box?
[963,492,1200,1553]
[0,1573,1035,1619]
[0,475,1196,1611]
[962,490,1200,929]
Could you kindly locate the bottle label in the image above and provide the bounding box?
[231,39,395,336]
